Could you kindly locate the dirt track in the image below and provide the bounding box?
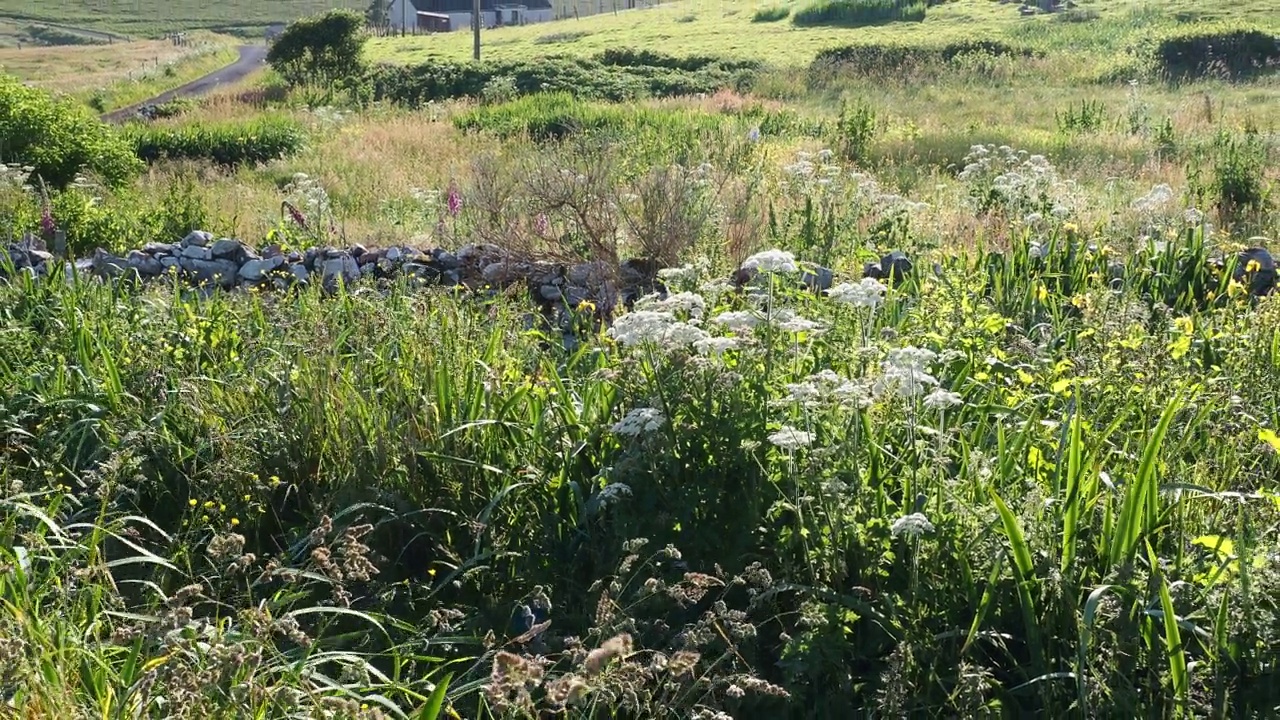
[101,44,267,123]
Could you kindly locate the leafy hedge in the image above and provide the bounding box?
[792,0,926,28]
[811,40,1040,73]
[127,116,306,166]
[1149,25,1280,80]
[0,74,142,189]
[366,49,758,107]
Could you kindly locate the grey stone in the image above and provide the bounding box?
[482,261,520,285]
[126,250,163,276]
[801,265,834,292]
[320,254,360,285]
[91,249,128,278]
[880,251,912,282]
[142,242,177,255]
[159,255,181,269]
[238,256,284,281]
[181,245,212,260]
[385,247,402,262]
[182,230,213,248]
[1236,247,1276,296]
[539,284,563,301]
[350,244,367,258]
[432,248,460,270]
[188,259,240,288]
[210,238,247,260]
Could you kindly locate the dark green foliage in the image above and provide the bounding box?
[792,0,926,28]
[267,9,368,87]
[366,49,758,107]
[752,5,792,22]
[127,116,306,166]
[1151,26,1280,81]
[0,74,141,189]
[811,40,1038,73]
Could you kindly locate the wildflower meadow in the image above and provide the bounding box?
[1,2,1279,718]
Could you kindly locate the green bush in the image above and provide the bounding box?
[752,5,792,22]
[366,50,757,107]
[0,74,142,189]
[792,0,926,28]
[127,116,306,166]
[1150,25,1280,80]
[811,40,1037,73]
[267,9,368,87]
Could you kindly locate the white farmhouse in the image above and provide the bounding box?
[387,0,554,32]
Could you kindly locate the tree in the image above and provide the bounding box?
[365,0,392,27]
[267,10,368,88]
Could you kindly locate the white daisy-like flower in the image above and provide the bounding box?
[611,408,665,436]
[924,388,963,410]
[742,249,798,274]
[891,512,935,538]
[768,425,813,451]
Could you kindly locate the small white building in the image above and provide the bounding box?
[387,0,553,32]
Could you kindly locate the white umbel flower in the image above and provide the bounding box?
[742,249,798,274]
[712,310,763,333]
[827,277,887,308]
[611,408,665,436]
[768,425,813,451]
[923,388,963,410]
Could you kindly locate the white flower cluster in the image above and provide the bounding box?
[768,425,813,451]
[959,144,1079,219]
[634,291,706,319]
[607,310,710,349]
[283,172,333,219]
[742,249,798,274]
[611,408,665,436]
[1130,183,1175,216]
[874,346,939,398]
[784,368,870,409]
[827,277,887,308]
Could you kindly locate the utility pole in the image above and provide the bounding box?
[473,0,481,60]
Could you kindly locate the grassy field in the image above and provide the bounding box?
[368,0,1280,65]
[0,0,365,37]
[0,32,238,111]
[2,2,1280,718]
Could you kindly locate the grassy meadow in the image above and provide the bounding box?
[1,0,1279,717]
[0,31,239,111]
[0,0,365,37]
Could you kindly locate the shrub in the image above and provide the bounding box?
[267,9,368,87]
[753,5,792,22]
[811,40,1037,73]
[1150,25,1280,81]
[792,0,926,28]
[366,51,757,107]
[0,74,142,189]
[127,116,306,166]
